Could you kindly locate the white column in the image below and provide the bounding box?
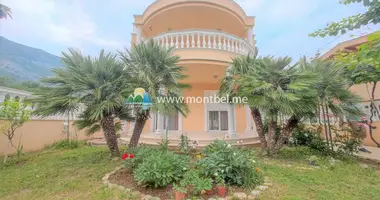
[247,28,253,46]
[133,25,142,43]
[228,104,235,135]
[128,121,135,135]
[155,113,165,135]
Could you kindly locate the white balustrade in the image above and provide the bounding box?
[149,30,255,55]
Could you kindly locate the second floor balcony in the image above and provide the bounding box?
[149,29,255,57]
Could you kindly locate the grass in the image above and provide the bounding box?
[0,145,379,200]
[257,147,380,200]
[0,145,137,200]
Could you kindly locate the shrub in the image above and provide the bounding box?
[48,139,81,149]
[133,151,190,188]
[180,169,213,195]
[124,145,157,169]
[179,134,190,154]
[289,127,319,146]
[197,140,262,188]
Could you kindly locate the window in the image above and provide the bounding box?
[155,113,179,131]
[208,111,228,131]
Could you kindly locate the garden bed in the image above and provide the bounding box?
[108,167,250,199]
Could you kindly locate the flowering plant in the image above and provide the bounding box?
[122,153,134,160]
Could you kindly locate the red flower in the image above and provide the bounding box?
[129,154,134,159]
[122,153,129,160]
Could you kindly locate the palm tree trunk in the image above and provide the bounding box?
[274,116,299,153]
[321,103,330,149]
[101,116,120,157]
[325,104,334,150]
[128,111,150,148]
[250,107,267,155]
[267,119,277,155]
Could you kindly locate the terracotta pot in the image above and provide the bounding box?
[174,191,186,200]
[206,188,214,195]
[216,186,227,197]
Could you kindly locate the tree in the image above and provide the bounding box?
[0,98,31,164]
[310,0,380,37]
[33,49,133,157]
[0,4,12,20]
[119,40,189,148]
[334,32,380,146]
[299,58,363,149]
[221,54,317,155]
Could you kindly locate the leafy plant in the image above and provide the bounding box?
[133,151,190,188]
[124,145,157,169]
[0,98,31,164]
[158,139,170,152]
[197,140,262,188]
[50,139,80,150]
[179,134,190,154]
[173,183,187,193]
[180,169,212,195]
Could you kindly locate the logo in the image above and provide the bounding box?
[126,88,152,110]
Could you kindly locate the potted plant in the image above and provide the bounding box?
[215,176,227,197]
[173,183,186,200]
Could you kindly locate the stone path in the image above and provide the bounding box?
[356,146,380,163]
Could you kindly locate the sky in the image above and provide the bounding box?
[0,0,379,60]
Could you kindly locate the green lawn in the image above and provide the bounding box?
[1,145,379,200]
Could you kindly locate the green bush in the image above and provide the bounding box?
[197,140,262,188]
[289,127,319,146]
[133,150,190,188]
[48,139,81,149]
[124,145,157,169]
[180,169,213,195]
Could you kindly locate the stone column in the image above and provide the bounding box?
[247,28,253,46]
[133,24,142,43]
[228,104,235,135]
[155,113,165,135]
[128,121,135,135]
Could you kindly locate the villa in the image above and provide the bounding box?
[120,0,259,145]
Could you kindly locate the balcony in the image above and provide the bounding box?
[150,29,255,56]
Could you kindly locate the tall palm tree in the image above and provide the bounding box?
[0,4,12,20]
[119,40,189,148]
[33,49,133,157]
[221,54,317,155]
[299,58,362,149]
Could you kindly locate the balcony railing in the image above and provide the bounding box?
[150,29,255,55]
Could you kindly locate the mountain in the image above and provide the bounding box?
[0,36,62,81]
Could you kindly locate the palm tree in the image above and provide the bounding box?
[33,49,133,157]
[119,40,189,148]
[221,55,317,155]
[0,4,12,20]
[299,58,362,149]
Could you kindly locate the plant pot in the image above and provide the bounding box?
[205,188,214,195]
[174,191,186,200]
[216,186,227,197]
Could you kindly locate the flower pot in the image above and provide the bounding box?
[216,186,227,197]
[206,188,214,195]
[174,191,186,200]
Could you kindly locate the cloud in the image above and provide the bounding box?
[0,0,122,51]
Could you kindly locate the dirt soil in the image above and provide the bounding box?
[108,168,248,199]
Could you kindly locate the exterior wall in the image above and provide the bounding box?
[0,120,96,155]
[360,122,380,147]
[141,82,250,136]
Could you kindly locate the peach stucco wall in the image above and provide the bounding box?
[0,120,95,155]
[142,82,248,135]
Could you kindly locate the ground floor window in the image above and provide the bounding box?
[155,113,179,131]
[208,111,228,131]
